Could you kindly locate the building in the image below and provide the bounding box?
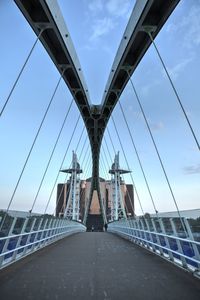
[56,177,134,224]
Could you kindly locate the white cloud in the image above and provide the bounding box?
[166,3,200,49]
[86,0,132,18]
[181,4,200,48]
[106,0,131,18]
[166,57,193,80]
[88,0,103,14]
[90,17,115,41]
[85,0,134,45]
[165,23,175,34]
[140,78,160,97]
[150,121,164,131]
[183,164,200,175]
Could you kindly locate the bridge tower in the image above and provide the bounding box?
[109,152,130,221]
[61,152,82,221]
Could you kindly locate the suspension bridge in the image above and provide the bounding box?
[0,0,200,299]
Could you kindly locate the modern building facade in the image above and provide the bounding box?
[56,177,134,223]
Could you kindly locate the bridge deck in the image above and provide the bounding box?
[0,232,199,300]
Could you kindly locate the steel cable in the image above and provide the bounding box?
[148,31,200,151]
[43,115,81,213]
[29,99,74,213]
[128,77,188,235]
[0,75,63,231]
[111,116,145,215]
[119,100,158,214]
[0,30,43,117]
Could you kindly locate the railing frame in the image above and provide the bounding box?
[108,217,200,277]
[0,215,86,269]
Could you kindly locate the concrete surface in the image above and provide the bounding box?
[0,232,199,299]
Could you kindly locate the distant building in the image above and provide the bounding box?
[56,177,134,222]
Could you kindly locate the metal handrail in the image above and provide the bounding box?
[0,217,86,269]
[0,227,85,258]
[108,218,200,275]
[109,227,200,265]
[111,225,200,246]
[0,224,83,241]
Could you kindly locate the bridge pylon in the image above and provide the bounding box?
[109,152,130,221]
[61,151,82,221]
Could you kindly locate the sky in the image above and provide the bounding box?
[0,0,199,216]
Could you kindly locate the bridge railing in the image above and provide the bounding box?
[108,216,200,276]
[0,213,86,269]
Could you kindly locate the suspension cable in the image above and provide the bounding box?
[107,127,116,155]
[78,135,88,162]
[85,158,92,179]
[100,152,109,179]
[121,173,135,218]
[77,149,92,218]
[82,149,91,173]
[128,77,188,234]
[78,157,92,217]
[101,144,110,170]
[98,155,108,217]
[104,136,113,162]
[29,99,74,213]
[43,115,81,213]
[0,75,63,231]
[119,101,158,214]
[147,31,200,151]
[81,144,90,167]
[49,131,89,216]
[53,172,71,217]
[82,154,91,182]
[0,30,43,117]
[111,116,145,215]
[75,127,85,153]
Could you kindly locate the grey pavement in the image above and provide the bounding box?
[0,232,200,300]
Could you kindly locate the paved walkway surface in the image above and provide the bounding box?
[0,232,200,300]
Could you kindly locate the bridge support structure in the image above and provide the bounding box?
[61,152,82,221]
[109,152,130,221]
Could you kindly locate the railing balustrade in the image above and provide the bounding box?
[0,213,86,269]
[108,217,200,276]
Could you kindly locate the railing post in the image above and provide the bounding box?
[151,218,164,256]
[129,219,135,243]
[131,220,137,243]
[144,218,156,252]
[12,217,29,261]
[158,218,174,261]
[140,218,151,250]
[125,218,131,241]
[0,217,18,267]
[169,218,188,268]
[134,219,141,244]
[22,217,37,255]
[57,218,64,237]
[38,218,49,248]
[50,218,57,238]
[138,219,146,247]
[183,218,200,263]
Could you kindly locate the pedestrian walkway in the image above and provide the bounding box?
[0,232,199,299]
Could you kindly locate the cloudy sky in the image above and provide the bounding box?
[0,0,199,215]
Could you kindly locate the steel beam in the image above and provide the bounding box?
[14,0,180,223]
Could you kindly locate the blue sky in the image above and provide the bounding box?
[0,0,199,215]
